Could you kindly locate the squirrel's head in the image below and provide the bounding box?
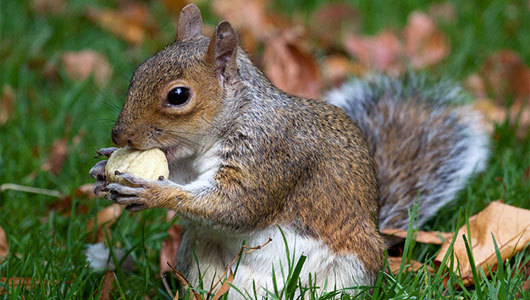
[112,4,241,160]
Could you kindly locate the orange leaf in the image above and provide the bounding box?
[61,50,112,86]
[41,138,68,175]
[86,204,122,243]
[322,54,364,86]
[99,271,115,300]
[435,201,530,286]
[404,11,449,68]
[388,256,432,275]
[344,30,404,74]
[0,226,7,260]
[211,269,234,300]
[85,4,154,45]
[311,3,359,48]
[381,228,452,245]
[481,50,530,102]
[263,30,322,99]
[160,224,183,275]
[0,85,15,125]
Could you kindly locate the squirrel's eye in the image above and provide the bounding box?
[166,87,191,106]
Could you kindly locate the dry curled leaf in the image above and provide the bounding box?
[211,269,234,300]
[404,11,449,69]
[381,228,452,245]
[263,30,322,99]
[311,2,359,48]
[86,3,155,45]
[435,201,530,286]
[61,50,112,86]
[99,271,115,300]
[212,0,277,41]
[86,204,122,243]
[388,256,433,275]
[482,50,530,102]
[344,30,404,74]
[323,54,364,86]
[160,224,183,275]
[0,85,15,125]
[0,226,7,261]
[41,138,68,175]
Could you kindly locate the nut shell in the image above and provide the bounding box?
[105,147,169,185]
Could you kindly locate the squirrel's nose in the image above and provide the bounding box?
[111,125,127,147]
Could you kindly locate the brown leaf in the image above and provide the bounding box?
[211,269,234,300]
[86,3,155,45]
[86,204,122,243]
[404,11,449,68]
[344,30,404,74]
[0,278,38,294]
[0,85,15,125]
[212,0,278,41]
[160,224,183,275]
[435,201,530,286]
[0,226,7,260]
[61,50,112,86]
[75,183,96,199]
[31,0,65,14]
[381,228,452,245]
[311,3,359,47]
[482,50,530,101]
[41,138,68,175]
[473,98,530,138]
[263,30,322,99]
[388,256,433,275]
[322,54,364,86]
[99,271,115,300]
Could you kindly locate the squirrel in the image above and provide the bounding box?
[89,3,489,297]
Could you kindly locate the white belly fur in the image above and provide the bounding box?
[176,225,372,299]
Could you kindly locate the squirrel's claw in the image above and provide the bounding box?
[95,147,118,158]
[125,203,148,212]
[89,160,107,180]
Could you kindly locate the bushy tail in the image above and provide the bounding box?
[325,74,489,230]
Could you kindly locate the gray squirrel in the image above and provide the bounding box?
[89,4,489,297]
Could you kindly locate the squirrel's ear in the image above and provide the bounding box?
[177,4,203,41]
[206,21,238,80]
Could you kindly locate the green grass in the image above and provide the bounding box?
[1,0,529,298]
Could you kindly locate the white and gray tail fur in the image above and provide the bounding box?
[325,74,489,230]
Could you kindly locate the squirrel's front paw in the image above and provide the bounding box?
[106,172,175,212]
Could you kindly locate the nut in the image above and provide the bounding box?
[105,147,169,185]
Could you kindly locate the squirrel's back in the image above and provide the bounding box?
[325,74,489,230]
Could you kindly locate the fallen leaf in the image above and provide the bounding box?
[311,2,359,48]
[473,98,530,138]
[263,29,322,99]
[31,0,65,14]
[322,54,364,86]
[211,269,234,300]
[0,85,15,125]
[99,271,115,300]
[86,204,122,243]
[388,256,433,274]
[61,50,112,86]
[75,183,96,199]
[212,0,278,41]
[41,138,68,175]
[428,2,455,22]
[344,30,404,74]
[381,228,452,245]
[0,226,7,260]
[160,224,183,275]
[435,201,530,286]
[86,3,155,45]
[404,11,449,68]
[482,50,530,101]
[0,278,38,294]
[465,74,488,99]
